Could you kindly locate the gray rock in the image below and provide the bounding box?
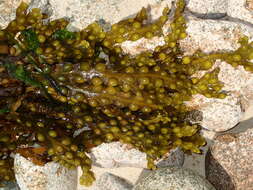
[90,142,184,169]
[133,167,215,190]
[227,0,253,25]
[206,128,253,190]
[95,173,133,190]
[155,148,184,168]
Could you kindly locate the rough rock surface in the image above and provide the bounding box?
[185,0,253,23]
[187,0,228,16]
[133,167,215,190]
[94,172,133,190]
[14,154,77,190]
[121,37,165,56]
[0,0,31,28]
[180,16,253,54]
[227,0,253,25]
[186,94,242,132]
[27,0,173,30]
[181,17,253,104]
[206,128,253,190]
[181,17,253,131]
[90,142,184,168]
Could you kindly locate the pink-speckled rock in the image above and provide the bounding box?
[206,128,253,190]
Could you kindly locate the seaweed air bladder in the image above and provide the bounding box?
[0,0,253,186]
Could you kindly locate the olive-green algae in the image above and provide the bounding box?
[0,0,253,187]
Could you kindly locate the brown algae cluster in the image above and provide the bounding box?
[0,0,253,186]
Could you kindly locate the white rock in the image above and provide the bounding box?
[0,0,31,28]
[185,59,253,132]
[179,16,253,131]
[227,0,253,24]
[215,61,253,110]
[180,16,253,54]
[89,142,184,169]
[187,0,228,15]
[14,154,77,190]
[95,173,133,190]
[186,94,242,132]
[89,142,146,168]
[121,37,165,56]
[28,0,173,30]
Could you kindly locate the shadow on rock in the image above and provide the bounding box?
[205,149,236,190]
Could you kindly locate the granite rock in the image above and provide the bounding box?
[95,172,133,190]
[181,17,253,131]
[0,0,31,28]
[186,94,242,132]
[133,167,215,190]
[227,0,253,24]
[206,128,253,190]
[187,0,228,17]
[14,154,77,190]
[180,16,253,54]
[28,0,173,30]
[90,142,184,168]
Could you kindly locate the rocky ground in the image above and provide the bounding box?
[0,0,253,189]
